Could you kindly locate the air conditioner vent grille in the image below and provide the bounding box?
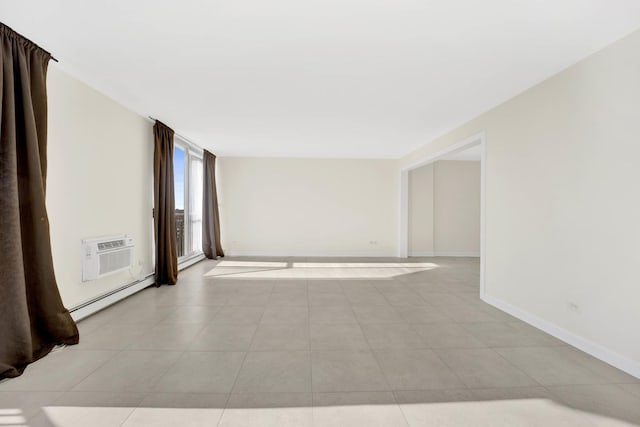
[82,235,134,281]
[98,249,132,275]
[97,240,126,251]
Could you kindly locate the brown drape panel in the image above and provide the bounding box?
[153,121,178,285]
[202,150,224,258]
[0,23,79,379]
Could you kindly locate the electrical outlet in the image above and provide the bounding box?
[369,240,378,245]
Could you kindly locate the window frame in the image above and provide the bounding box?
[174,136,204,262]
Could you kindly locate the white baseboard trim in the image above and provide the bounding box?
[70,255,206,322]
[435,252,480,257]
[179,253,206,269]
[409,251,480,257]
[481,293,640,379]
[224,250,397,258]
[70,274,155,322]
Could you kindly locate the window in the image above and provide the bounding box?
[189,157,203,254]
[173,139,203,260]
[173,146,186,257]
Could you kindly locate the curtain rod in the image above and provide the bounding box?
[0,22,60,62]
[147,116,203,152]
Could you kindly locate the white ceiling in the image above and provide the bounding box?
[4,1,640,158]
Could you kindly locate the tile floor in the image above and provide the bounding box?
[1,257,639,426]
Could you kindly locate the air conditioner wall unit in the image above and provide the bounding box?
[82,235,134,281]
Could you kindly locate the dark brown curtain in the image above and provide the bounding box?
[202,149,224,258]
[0,23,79,379]
[153,121,178,285]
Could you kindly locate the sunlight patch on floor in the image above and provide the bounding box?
[204,260,439,279]
[399,399,636,427]
[22,399,638,426]
[215,261,289,268]
[0,408,25,426]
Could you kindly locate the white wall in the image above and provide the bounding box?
[409,161,480,256]
[433,161,480,255]
[400,30,640,374]
[47,66,154,309]
[408,164,434,255]
[217,157,398,256]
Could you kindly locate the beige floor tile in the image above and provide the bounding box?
[0,349,117,392]
[495,347,618,386]
[461,321,563,348]
[309,292,350,307]
[221,393,313,427]
[381,290,428,307]
[394,306,451,323]
[309,306,357,324]
[411,322,486,348]
[353,305,405,323]
[267,291,309,306]
[311,350,389,392]
[122,407,224,427]
[70,321,155,351]
[308,281,344,294]
[436,348,538,388]
[0,391,62,419]
[548,384,640,425]
[139,392,228,408]
[29,406,135,427]
[127,323,205,350]
[310,323,370,350]
[344,289,390,306]
[72,350,181,392]
[313,392,408,427]
[374,349,464,391]
[362,323,426,349]
[189,323,258,351]
[233,351,311,393]
[225,292,271,306]
[393,389,475,404]
[53,391,146,407]
[219,405,313,427]
[260,306,309,323]
[619,383,640,399]
[438,303,499,322]
[555,347,640,384]
[213,306,266,324]
[418,293,468,306]
[398,397,616,427]
[272,280,308,292]
[159,305,222,323]
[250,323,310,351]
[109,305,177,324]
[154,351,245,393]
[470,386,556,401]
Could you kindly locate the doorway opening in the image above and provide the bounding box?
[398,132,486,296]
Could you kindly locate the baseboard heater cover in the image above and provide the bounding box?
[70,274,154,321]
[70,254,206,321]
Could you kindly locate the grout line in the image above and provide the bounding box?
[430,347,472,391]
[307,277,315,409]
[359,317,395,395]
[217,279,275,426]
[393,391,413,427]
[117,406,138,427]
